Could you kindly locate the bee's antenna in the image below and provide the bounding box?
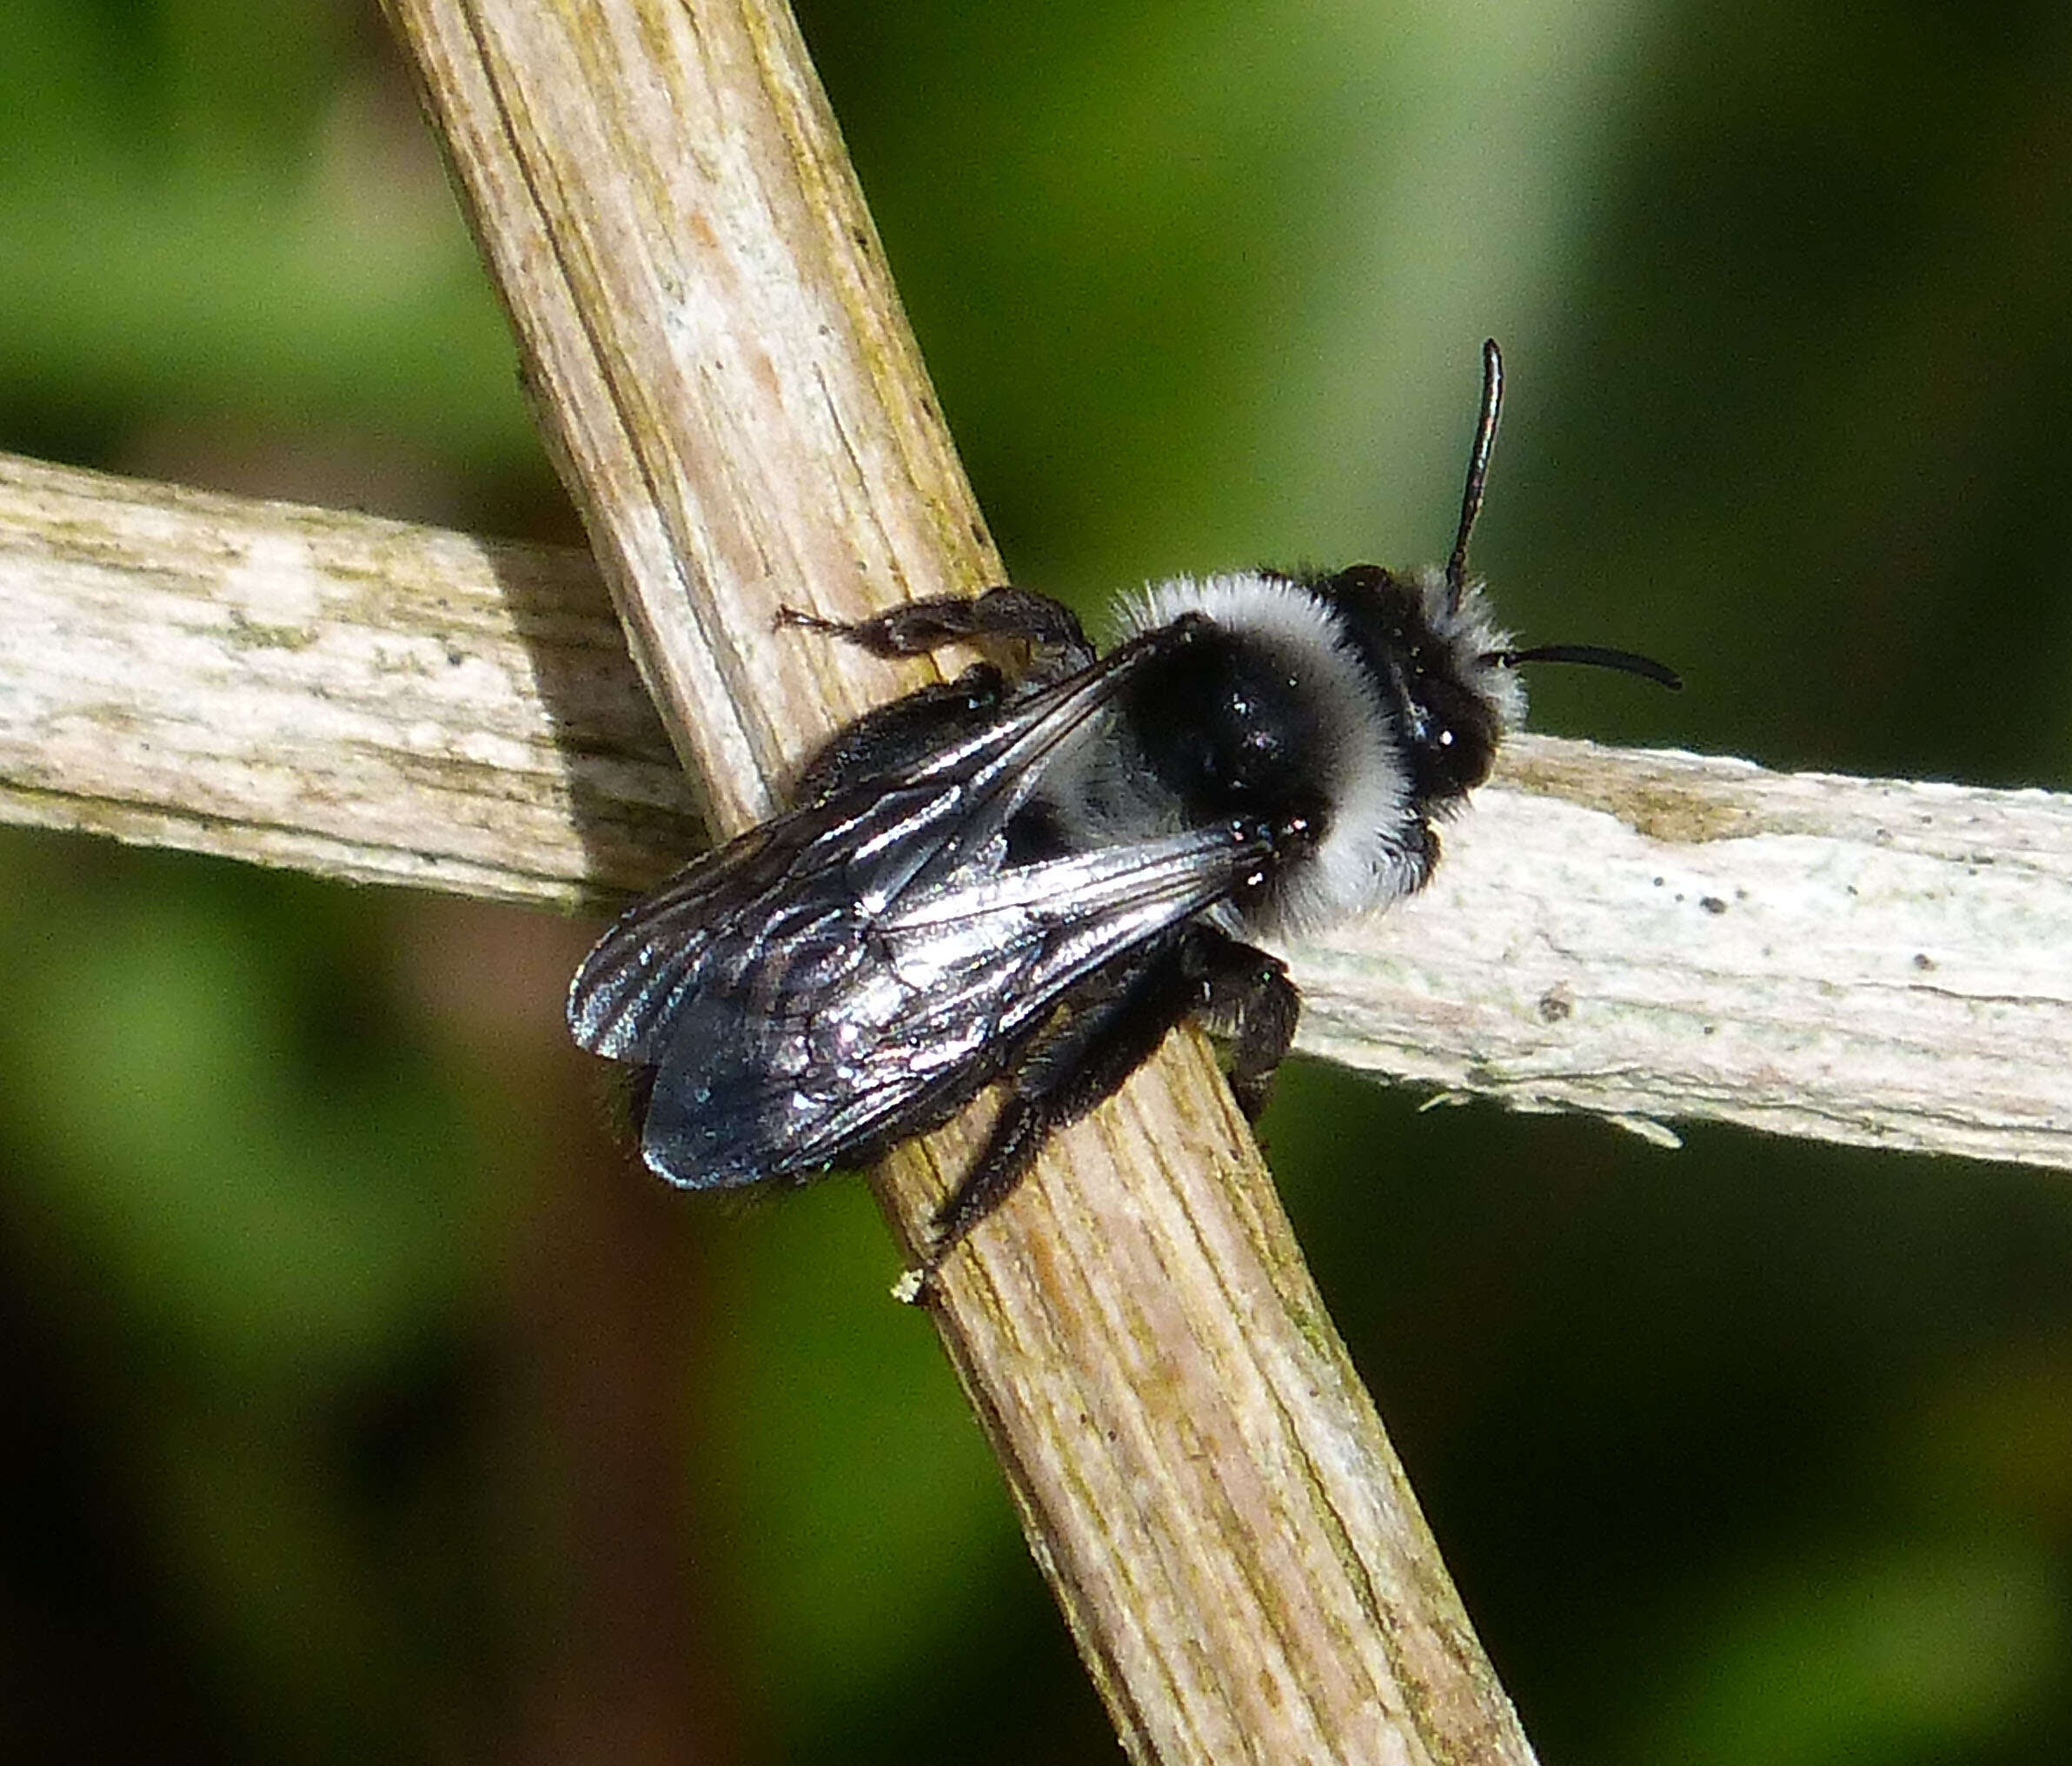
[1445,338,1504,615]
[1485,642,1683,691]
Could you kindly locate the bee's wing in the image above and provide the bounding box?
[566,622,1254,1185]
[635,819,1273,1187]
[568,621,1243,1185]
[568,627,1174,1065]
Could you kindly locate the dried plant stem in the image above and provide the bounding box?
[6,448,2067,1180]
[15,1,2065,1761]
[373,1,1537,1759]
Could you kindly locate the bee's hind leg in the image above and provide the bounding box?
[912,941,1199,1291]
[780,586,1095,682]
[904,926,1302,1298]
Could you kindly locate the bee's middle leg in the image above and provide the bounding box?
[1181,929,1300,1121]
[780,586,1095,680]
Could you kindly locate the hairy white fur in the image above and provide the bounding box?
[1400,564,1528,734]
[1113,571,1424,933]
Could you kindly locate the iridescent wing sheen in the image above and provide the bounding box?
[628,821,1271,1188]
[565,622,1268,1188]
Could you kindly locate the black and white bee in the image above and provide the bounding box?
[568,342,1675,1291]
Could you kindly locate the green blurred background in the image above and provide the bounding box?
[4,1,2071,1761]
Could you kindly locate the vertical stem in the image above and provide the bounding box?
[382,2,1538,1759]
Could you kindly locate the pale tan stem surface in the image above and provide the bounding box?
[368,1,1540,1759]
[7,448,2067,1176]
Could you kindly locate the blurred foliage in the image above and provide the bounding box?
[3,1,2070,1763]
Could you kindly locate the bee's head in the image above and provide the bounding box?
[1317,561,1522,813]
[1322,340,1677,816]
[1111,342,1675,935]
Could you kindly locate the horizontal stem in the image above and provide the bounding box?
[5,448,2068,1175]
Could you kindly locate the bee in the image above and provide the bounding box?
[567,342,1677,1291]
